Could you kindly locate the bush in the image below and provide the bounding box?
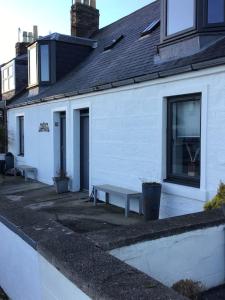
[172,279,203,300]
[204,182,225,211]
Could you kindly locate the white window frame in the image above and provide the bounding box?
[1,62,15,93]
[28,43,38,87]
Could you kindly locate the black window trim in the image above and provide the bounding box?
[166,93,201,188]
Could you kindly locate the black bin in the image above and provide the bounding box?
[5,152,14,171]
[142,182,162,221]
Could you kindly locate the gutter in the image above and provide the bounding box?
[6,56,225,110]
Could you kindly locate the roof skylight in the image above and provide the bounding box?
[141,19,160,37]
[104,35,124,51]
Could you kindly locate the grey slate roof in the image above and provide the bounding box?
[8,0,225,108]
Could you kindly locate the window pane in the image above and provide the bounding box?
[208,0,224,24]
[40,45,50,81]
[29,46,37,85]
[8,66,13,77]
[167,0,195,35]
[9,77,15,91]
[169,98,201,181]
[3,69,7,79]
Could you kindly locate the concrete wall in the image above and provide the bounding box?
[0,222,90,300]
[110,225,225,290]
[7,65,225,217]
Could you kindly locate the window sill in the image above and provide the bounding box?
[162,181,207,202]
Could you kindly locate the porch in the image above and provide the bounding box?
[0,175,145,234]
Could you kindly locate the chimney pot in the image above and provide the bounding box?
[33,25,38,40]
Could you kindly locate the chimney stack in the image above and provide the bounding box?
[71,0,99,38]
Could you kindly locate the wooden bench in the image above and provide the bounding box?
[93,184,142,217]
[16,165,38,181]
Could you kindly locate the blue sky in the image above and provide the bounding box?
[0,0,154,64]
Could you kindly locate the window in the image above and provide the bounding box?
[18,116,24,156]
[167,94,201,187]
[29,45,38,86]
[40,45,50,82]
[208,0,224,24]
[1,64,15,93]
[166,0,195,36]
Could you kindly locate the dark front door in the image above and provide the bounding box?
[60,112,66,173]
[80,109,89,191]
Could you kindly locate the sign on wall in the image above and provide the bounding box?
[39,122,50,132]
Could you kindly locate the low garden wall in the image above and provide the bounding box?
[0,222,90,300]
[110,225,225,290]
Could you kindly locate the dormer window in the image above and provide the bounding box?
[1,63,15,93]
[161,0,225,44]
[28,43,50,87]
[166,0,195,36]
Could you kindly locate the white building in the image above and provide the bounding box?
[4,0,225,218]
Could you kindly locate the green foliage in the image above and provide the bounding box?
[204,182,225,211]
[172,279,203,300]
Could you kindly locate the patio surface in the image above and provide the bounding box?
[0,175,144,235]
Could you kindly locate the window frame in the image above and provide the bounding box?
[39,43,51,83]
[165,0,197,39]
[1,62,15,93]
[166,94,201,188]
[28,43,38,87]
[18,116,24,156]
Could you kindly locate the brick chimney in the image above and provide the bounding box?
[15,42,30,57]
[71,0,99,38]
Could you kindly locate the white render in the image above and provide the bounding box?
[110,225,225,289]
[0,222,91,300]
[7,65,225,217]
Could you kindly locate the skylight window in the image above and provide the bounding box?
[141,19,160,37]
[104,35,124,51]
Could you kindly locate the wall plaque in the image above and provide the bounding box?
[39,122,50,132]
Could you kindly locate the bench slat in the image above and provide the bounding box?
[94,184,141,196]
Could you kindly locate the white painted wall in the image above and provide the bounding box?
[110,225,225,290]
[7,65,225,217]
[0,222,91,300]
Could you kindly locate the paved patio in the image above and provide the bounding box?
[0,175,144,234]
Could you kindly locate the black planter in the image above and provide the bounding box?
[5,152,14,171]
[142,182,162,221]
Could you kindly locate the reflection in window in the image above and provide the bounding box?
[167,95,201,186]
[40,45,50,82]
[1,64,15,93]
[208,0,224,24]
[167,0,195,35]
[29,46,37,86]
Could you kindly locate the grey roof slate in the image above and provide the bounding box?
[7,0,225,107]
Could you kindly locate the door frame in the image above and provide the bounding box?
[71,104,91,193]
[52,108,68,178]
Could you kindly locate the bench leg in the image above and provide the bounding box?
[24,170,28,182]
[106,192,109,205]
[125,196,130,218]
[94,187,97,206]
[139,195,143,215]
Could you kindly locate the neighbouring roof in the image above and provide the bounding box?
[7,0,225,108]
[38,32,97,47]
